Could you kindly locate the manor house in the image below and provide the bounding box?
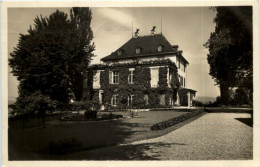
[83,27,196,109]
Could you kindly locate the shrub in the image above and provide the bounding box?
[13,91,58,115]
[204,97,221,107]
[232,88,250,105]
[205,101,219,107]
[90,100,101,111]
[192,100,204,107]
[84,110,97,119]
[71,101,91,111]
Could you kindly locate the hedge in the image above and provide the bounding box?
[151,110,204,130]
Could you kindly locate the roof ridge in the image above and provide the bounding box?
[132,33,163,38]
[101,34,182,62]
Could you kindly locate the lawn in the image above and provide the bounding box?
[9,110,189,160]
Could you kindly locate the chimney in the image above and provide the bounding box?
[134,29,140,38]
[151,26,156,35]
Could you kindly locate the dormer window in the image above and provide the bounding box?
[118,50,122,56]
[157,45,163,52]
[136,47,141,54]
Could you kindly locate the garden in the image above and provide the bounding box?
[8,107,205,160]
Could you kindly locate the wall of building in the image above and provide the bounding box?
[84,65,179,109]
[104,54,188,88]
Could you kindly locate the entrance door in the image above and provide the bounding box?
[180,94,188,106]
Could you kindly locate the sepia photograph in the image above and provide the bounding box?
[1,1,259,166]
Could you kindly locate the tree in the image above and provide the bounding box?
[9,8,95,108]
[69,8,95,100]
[204,7,252,105]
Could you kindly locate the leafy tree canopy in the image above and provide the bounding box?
[204,7,252,104]
[9,8,95,107]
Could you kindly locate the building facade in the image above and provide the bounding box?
[83,28,196,109]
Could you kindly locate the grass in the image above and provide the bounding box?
[58,112,251,160]
[9,110,195,160]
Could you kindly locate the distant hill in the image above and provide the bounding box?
[8,98,16,114]
[194,96,217,103]
[8,98,16,105]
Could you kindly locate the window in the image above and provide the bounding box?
[93,70,100,89]
[128,95,134,106]
[111,95,119,106]
[176,57,180,69]
[157,45,163,52]
[180,60,185,71]
[144,94,149,105]
[118,50,122,56]
[159,94,166,105]
[109,71,119,84]
[150,68,159,88]
[179,76,184,87]
[136,47,141,54]
[113,71,119,84]
[83,78,88,89]
[184,78,186,87]
[128,69,135,84]
[168,72,172,87]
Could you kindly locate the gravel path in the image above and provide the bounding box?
[130,113,253,160]
[57,113,253,160]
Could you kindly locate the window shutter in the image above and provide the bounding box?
[144,94,149,105]
[109,71,112,84]
[150,69,153,87]
[151,68,159,87]
[167,68,170,87]
[133,70,135,83]
[133,71,135,83]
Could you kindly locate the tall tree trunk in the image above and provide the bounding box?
[220,83,230,105]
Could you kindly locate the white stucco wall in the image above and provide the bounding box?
[166,55,176,64]
[164,55,187,88]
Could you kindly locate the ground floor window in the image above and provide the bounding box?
[111,95,119,106]
[144,94,149,105]
[169,95,173,105]
[128,95,134,106]
[159,94,166,105]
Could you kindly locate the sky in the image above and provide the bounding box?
[8,7,220,100]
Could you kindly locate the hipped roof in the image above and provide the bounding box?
[101,34,189,64]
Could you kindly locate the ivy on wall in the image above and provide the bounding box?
[84,59,180,109]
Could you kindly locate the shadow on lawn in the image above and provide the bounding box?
[48,142,187,160]
[9,110,200,160]
[8,119,153,160]
[234,118,253,127]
